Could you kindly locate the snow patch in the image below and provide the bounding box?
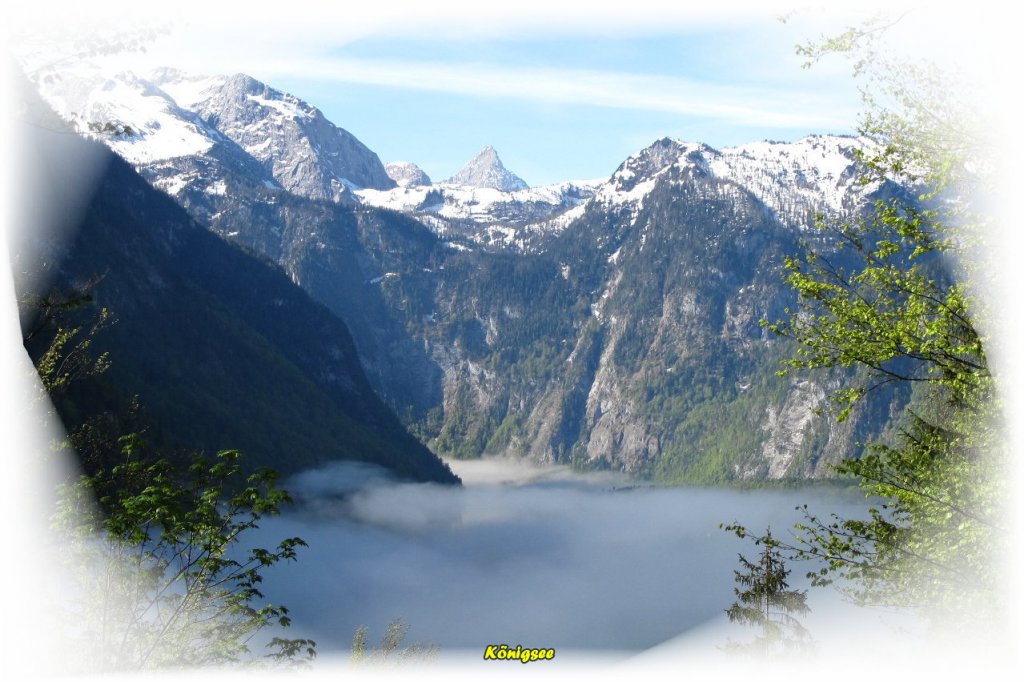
[36,66,215,164]
[246,92,313,122]
[368,272,399,285]
[153,173,193,196]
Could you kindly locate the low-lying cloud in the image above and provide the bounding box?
[251,459,869,659]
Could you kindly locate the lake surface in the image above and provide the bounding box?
[247,457,896,666]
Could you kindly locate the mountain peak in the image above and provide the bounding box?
[609,137,716,192]
[385,161,432,188]
[445,146,528,191]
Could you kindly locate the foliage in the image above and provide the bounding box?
[793,12,987,199]
[740,11,1004,627]
[30,290,317,671]
[758,195,1000,619]
[54,448,316,671]
[351,619,439,666]
[723,529,813,657]
[21,285,111,396]
[765,199,987,422]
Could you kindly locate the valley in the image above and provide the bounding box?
[29,64,914,483]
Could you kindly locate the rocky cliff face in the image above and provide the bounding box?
[406,138,907,480]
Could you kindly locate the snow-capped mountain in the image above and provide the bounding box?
[385,161,432,188]
[361,135,877,254]
[484,135,876,252]
[153,69,395,199]
[34,65,873,253]
[575,134,871,233]
[35,66,395,204]
[445,145,529,191]
[708,136,869,221]
[359,148,602,246]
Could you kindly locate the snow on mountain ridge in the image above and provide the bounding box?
[356,178,600,227]
[149,68,228,110]
[33,64,878,251]
[609,137,713,190]
[595,134,874,230]
[709,135,870,219]
[456,134,879,253]
[168,71,395,199]
[358,134,872,253]
[385,161,432,188]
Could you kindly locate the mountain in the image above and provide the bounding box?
[470,135,873,253]
[208,132,905,482]
[359,136,868,254]
[31,66,913,483]
[37,66,395,205]
[385,161,432,188]
[527,137,904,479]
[12,84,458,484]
[445,146,529,191]
[153,69,396,198]
[404,135,908,480]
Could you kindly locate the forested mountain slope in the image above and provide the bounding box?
[15,111,458,483]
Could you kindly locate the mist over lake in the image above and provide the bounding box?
[247,458,878,661]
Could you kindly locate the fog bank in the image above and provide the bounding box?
[250,459,869,659]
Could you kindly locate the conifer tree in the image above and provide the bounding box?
[724,529,812,657]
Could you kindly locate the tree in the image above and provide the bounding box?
[21,284,112,398]
[27,289,317,671]
[54,448,316,671]
[729,11,1003,630]
[756,196,1002,620]
[723,529,813,657]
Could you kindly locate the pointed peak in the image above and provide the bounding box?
[464,145,502,168]
[446,145,528,191]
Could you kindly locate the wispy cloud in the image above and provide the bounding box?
[11,0,867,137]
[252,56,856,130]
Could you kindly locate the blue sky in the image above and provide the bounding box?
[13,2,881,186]
[264,29,863,185]
[253,16,872,186]
[7,1,1010,185]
